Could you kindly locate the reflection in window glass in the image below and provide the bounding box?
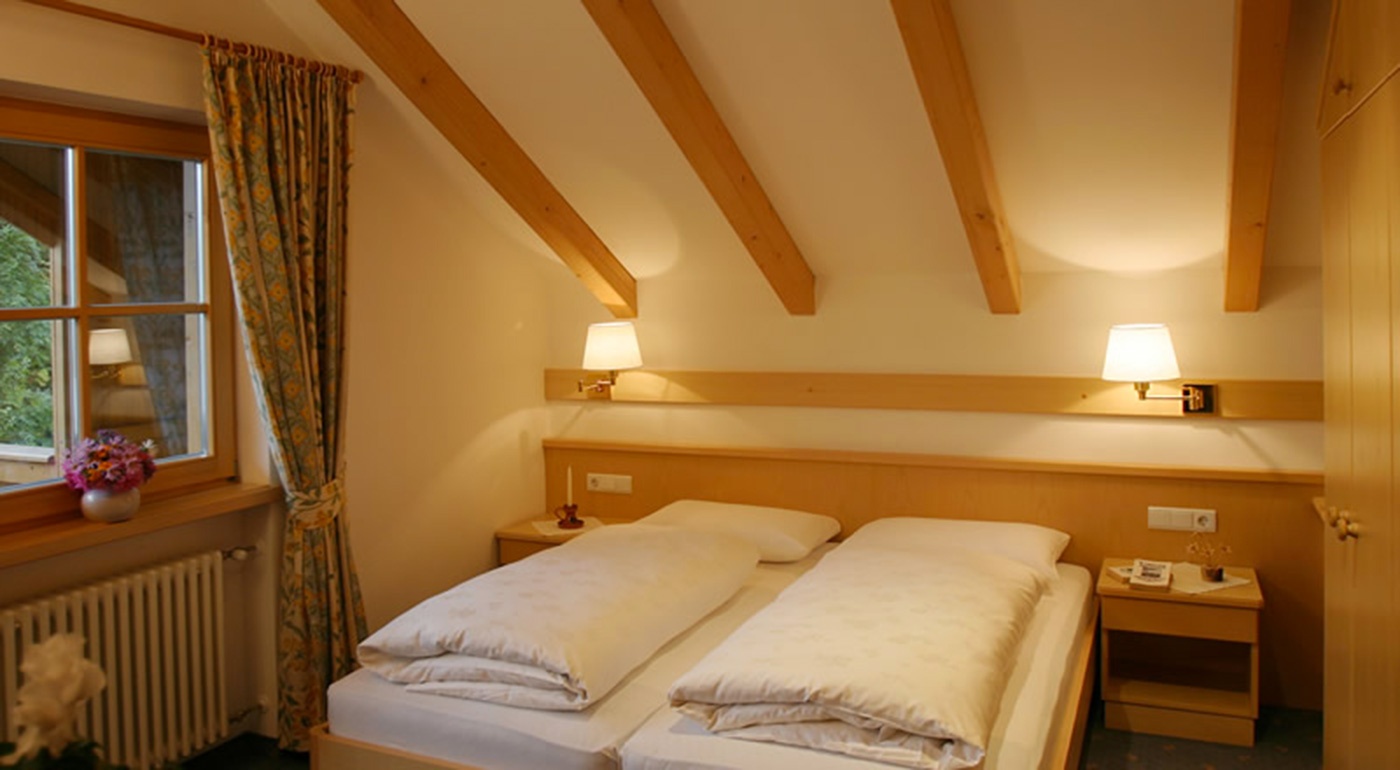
[0,320,66,488]
[85,151,201,305]
[0,140,66,309]
[0,98,232,515]
[89,314,204,459]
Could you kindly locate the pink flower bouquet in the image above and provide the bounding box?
[61,431,157,493]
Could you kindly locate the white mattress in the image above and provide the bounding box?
[327,545,835,770]
[618,562,1094,770]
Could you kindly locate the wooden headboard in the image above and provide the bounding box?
[543,438,1323,711]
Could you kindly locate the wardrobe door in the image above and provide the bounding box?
[1320,89,1355,768]
[1319,0,1400,135]
[1321,71,1400,770]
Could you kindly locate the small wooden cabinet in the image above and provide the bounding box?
[1096,558,1264,747]
[494,517,625,565]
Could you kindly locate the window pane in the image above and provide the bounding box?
[85,152,201,305]
[89,314,205,460]
[0,319,68,488]
[0,140,66,308]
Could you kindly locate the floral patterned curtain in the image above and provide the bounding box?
[105,155,188,456]
[200,38,366,751]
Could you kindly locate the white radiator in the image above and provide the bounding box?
[0,551,228,769]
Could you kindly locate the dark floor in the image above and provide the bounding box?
[183,736,306,770]
[186,707,1322,769]
[1078,706,1322,770]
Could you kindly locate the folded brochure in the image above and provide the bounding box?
[1129,558,1172,591]
[1109,561,1253,594]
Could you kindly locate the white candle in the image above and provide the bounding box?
[566,466,573,506]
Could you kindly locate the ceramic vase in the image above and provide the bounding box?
[80,487,140,523]
[1200,564,1225,582]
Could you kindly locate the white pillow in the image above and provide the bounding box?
[845,517,1070,580]
[638,500,841,562]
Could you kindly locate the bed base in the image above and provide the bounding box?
[311,724,486,770]
[310,597,1099,770]
[1040,595,1099,770]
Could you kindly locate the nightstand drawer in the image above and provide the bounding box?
[1102,596,1258,643]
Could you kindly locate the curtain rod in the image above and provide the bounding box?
[22,0,364,82]
[23,0,204,43]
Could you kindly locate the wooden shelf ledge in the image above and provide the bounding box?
[544,369,1322,421]
[0,481,283,569]
[1104,676,1255,719]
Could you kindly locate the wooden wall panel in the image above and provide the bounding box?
[541,439,1323,710]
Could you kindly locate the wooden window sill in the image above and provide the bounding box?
[0,481,283,569]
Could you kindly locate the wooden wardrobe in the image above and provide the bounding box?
[1318,0,1400,766]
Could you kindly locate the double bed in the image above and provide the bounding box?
[312,502,1097,770]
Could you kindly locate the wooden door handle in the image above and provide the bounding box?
[1314,497,1361,541]
[1334,512,1360,541]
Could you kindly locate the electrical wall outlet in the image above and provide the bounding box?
[1192,510,1217,533]
[586,473,633,494]
[1147,505,1217,532]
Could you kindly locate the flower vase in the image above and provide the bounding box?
[80,488,140,523]
[1200,564,1225,582]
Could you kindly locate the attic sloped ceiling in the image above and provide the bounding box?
[21,0,1313,315]
[344,0,1312,318]
[22,1,1262,325]
[315,0,640,318]
[25,0,1314,317]
[582,0,817,315]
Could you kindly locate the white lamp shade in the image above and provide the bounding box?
[89,328,133,366]
[1102,324,1180,382]
[582,322,642,371]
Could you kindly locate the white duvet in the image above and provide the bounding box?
[668,538,1044,770]
[359,524,759,710]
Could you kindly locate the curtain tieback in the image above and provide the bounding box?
[287,477,345,531]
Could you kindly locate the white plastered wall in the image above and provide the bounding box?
[544,265,1323,473]
[542,0,1327,475]
[0,0,554,737]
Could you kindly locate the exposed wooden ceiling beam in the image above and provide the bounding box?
[0,156,123,271]
[315,0,638,317]
[583,0,816,315]
[0,156,64,247]
[891,0,1021,314]
[1224,0,1291,312]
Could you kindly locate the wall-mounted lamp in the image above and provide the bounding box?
[89,328,133,381]
[577,321,642,397]
[1101,323,1215,414]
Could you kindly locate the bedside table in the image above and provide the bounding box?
[1096,558,1264,747]
[494,517,627,565]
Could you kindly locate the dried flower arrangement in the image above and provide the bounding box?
[1187,531,1232,582]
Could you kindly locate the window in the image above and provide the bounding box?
[0,97,235,526]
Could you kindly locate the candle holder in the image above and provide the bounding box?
[553,503,583,530]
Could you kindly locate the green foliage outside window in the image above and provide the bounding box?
[0,221,55,447]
